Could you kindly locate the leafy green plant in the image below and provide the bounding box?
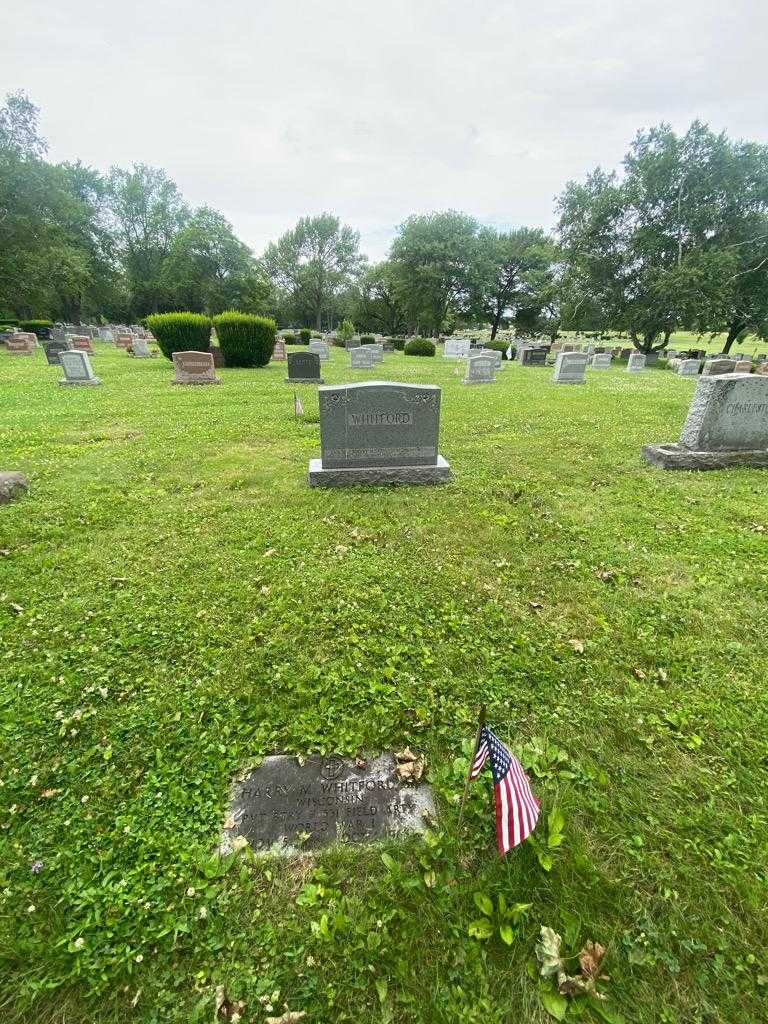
[337,319,355,343]
[213,312,276,367]
[299,328,311,344]
[468,890,531,945]
[283,332,297,343]
[391,336,406,351]
[144,312,211,360]
[404,337,436,356]
[360,334,375,345]
[484,338,513,359]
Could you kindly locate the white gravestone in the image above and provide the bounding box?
[552,351,588,384]
[369,343,384,364]
[444,339,470,358]
[678,359,701,376]
[591,353,612,370]
[309,340,330,362]
[642,374,768,469]
[462,354,497,385]
[626,352,646,373]
[131,338,151,358]
[59,350,101,386]
[480,349,503,370]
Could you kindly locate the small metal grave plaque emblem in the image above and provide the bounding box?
[226,754,436,852]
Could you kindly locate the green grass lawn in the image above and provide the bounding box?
[1,345,767,1024]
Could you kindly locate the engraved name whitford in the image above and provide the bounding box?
[724,402,768,416]
[347,411,413,427]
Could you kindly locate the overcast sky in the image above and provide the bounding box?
[5,0,767,260]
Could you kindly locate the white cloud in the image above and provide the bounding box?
[5,0,767,260]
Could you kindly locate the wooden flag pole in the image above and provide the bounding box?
[457,704,486,838]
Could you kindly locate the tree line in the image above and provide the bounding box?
[2,91,767,352]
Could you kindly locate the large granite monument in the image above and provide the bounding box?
[643,373,768,469]
[309,381,451,486]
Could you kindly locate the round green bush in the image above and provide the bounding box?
[283,332,296,344]
[360,334,375,345]
[19,319,53,338]
[213,312,276,368]
[404,337,435,357]
[299,328,311,344]
[391,337,406,351]
[144,312,212,361]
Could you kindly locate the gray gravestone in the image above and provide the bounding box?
[131,337,151,358]
[309,339,330,362]
[591,353,612,370]
[480,348,503,370]
[286,351,323,384]
[369,343,384,364]
[642,374,768,469]
[345,338,361,349]
[309,381,450,486]
[350,346,375,369]
[59,350,101,386]
[44,340,71,365]
[462,354,497,384]
[678,359,701,376]
[626,352,646,372]
[171,350,220,385]
[225,753,436,853]
[552,351,588,384]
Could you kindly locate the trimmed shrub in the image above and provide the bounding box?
[145,312,211,361]
[299,328,311,343]
[283,332,297,344]
[391,337,406,351]
[360,334,375,345]
[19,319,53,338]
[484,338,512,360]
[0,316,18,326]
[404,337,435,357]
[213,312,277,368]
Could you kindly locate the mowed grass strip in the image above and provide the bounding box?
[1,345,767,1024]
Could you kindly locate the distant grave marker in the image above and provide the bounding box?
[44,340,71,365]
[350,346,375,369]
[272,339,287,361]
[171,350,220,385]
[552,351,588,384]
[59,350,101,386]
[286,351,323,384]
[309,339,330,361]
[462,354,497,384]
[626,352,646,372]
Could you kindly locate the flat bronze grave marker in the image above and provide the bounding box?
[225,753,436,853]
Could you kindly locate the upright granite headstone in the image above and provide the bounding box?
[71,335,95,354]
[369,343,384,364]
[462,354,497,384]
[592,353,612,370]
[225,753,436,852]
[444,338,471,358]
[286,351,323,384]
[171,350,220,385]
[131,337,151,358]
[626,351,646,372]
[552,351,588,384]
[309,381,451,486]
[272,339,287,361]
[309,339,330,362]
[44,340,71,365]
[345,338,361,349]
[115,333,133,349]
[703,358,736,377]
[643,374,768,469]
[678,359,701,376]
[480,348,503,370]
[734,360,753,374]
[59,350,101,386]
[7,333,37,355]
[350,346,375,369]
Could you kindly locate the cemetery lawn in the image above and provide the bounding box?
[3,346,768,1024]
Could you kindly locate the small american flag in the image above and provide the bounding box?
[294,392,304,417]
[470,724,540,854]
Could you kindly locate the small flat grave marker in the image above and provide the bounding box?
[59,350,101,386]
[226,753,436,853]
[171,350,220,385]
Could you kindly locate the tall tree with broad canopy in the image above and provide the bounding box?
[557,122,768,352]
[352,261,409,335]
[262,213,365,330]
[162,206,269,315]
[106,164,189,316]
[389,211,479,335]
[471,227,556,339]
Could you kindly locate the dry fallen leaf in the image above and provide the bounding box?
[266,1012,306,1024]
[40,788,60,798]
[568,639,584,654]
[578,940,606,981]
[394,747,425,782]
[632,667,646,680]
[223,815,236,830]
[9,603,24,615]
[528,601,543,611]
[214,985,245,1021]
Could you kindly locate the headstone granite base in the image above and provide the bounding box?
[309,454,452,487]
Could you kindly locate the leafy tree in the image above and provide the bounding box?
[389,211,479,335]
[337,318,355,343]
[106,164,189,316]
[162,206,267,315]
[352,261,408,335]
[0,90,47,158]
[471,227,555,339]
[262,214,364,330]
[557,122,768,352]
